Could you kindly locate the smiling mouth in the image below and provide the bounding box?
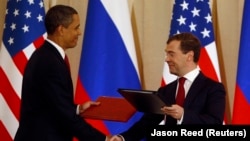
[168,63,174,67]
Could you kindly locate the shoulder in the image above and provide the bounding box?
[157,79,178,93]
[197,72,225,91]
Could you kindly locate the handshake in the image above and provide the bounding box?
[106,135,124,141]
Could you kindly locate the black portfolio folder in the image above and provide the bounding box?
[118,88,166,114]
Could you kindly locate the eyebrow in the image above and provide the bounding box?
[74,24,80,29]
[166,50,175,53]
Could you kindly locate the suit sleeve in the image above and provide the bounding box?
[121,113,164,141]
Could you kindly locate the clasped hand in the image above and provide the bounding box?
[79,101,101,114]
[107,135,123,141]
[161,104,184,120]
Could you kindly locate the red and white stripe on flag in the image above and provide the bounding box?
[0,0,46,140]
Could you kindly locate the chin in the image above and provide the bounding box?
[169,70,177,75]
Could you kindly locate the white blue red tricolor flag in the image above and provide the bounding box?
[232,0,250,124]
[75,0,143,135]
[162,0,224,120]
[0,0,46,140]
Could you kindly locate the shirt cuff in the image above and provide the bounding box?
[117,135,125,141]
[76,105,80,115]
[177,111,184,124]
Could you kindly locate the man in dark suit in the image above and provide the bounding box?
[14,5,110,141]
[111,32,226,141]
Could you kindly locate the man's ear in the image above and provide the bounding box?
[57,25,64,35]
[187,51,194,61]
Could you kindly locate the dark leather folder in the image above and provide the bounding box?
[118,88,166,114]
[81,96,136,122]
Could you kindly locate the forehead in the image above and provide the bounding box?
[69,14,80,26]
[166,40,181,51]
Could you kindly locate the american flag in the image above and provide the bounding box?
[0,0,46,140]
[162,0,221,88]
[162,0,224,120]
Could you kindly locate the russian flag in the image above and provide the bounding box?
[232,0,250,124]
[74,0,143,135]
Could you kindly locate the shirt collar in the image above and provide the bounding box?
[181,67,200,83]
[46,39,66,59]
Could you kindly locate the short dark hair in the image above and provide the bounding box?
[45,5,78,34]
[167,32,201,63]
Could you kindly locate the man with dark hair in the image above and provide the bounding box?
[111,32,226,141]
[14,5,110,141]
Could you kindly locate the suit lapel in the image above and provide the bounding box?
[184,72,206,107]
[159,81,178,106]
